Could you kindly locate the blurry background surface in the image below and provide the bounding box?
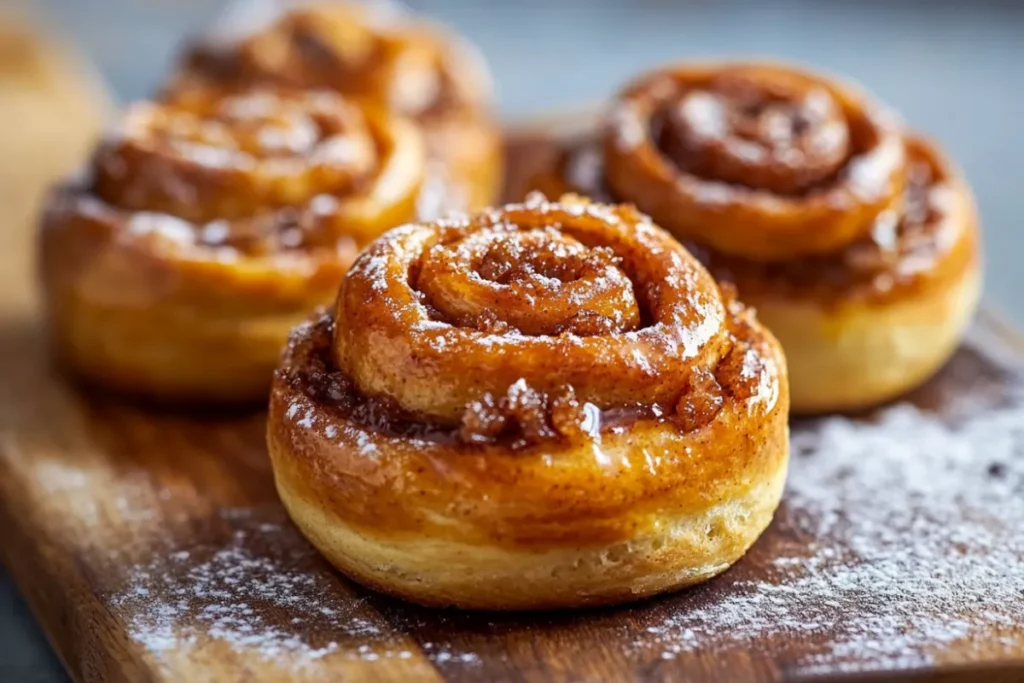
[3,1,1023,680]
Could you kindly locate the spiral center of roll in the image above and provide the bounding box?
[178,94,320,158]
[236,6,444,117]
[93,90,380,224]
[415,226,642,336]
[657,72,850,194]
[242,8,378,84]
[164,91,377,179]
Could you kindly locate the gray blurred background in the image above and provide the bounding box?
[4,1,1024,680]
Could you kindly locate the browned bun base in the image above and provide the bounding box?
[270,439,788,610]
[750,237,980,414]
[267,315,788,610]
[266,196,790,609]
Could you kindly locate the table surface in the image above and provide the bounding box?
[5,1,1024,681]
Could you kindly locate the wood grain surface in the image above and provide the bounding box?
[1,129,1023,683]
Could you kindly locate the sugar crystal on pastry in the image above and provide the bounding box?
[266,194,790,609]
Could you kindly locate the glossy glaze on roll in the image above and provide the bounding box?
[40,87,425,403]
[166,0,502,215]
[523,62,981,413]
[267,194,789,610]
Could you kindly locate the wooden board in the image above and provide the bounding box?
[2,128,1024,683]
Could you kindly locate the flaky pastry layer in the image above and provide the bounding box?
[266,195,790,609]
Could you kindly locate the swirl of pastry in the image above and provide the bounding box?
[699,134,981,413]
[603,63,906,261]
[519,62,981,414]
[267,194,790,610]
[40,86,426,403]
[167,0,502,216]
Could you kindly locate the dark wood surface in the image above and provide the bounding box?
[1,131,1023,683]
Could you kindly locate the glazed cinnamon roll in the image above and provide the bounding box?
[167,0,501,216]
[40,86,425,403]
[267,194,789,610]
[523,63,981,413]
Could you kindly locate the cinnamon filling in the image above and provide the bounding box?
[414,225,642,336]
[177,4,474,123]
[281,301,766,450]
[86,89,383,255]
[655,72,851,195]
[553,132,958,302]
[57,80,428,263]
[697,142,960,300]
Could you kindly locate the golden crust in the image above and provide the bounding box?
[736,140,982,413]
[270,444,788,610]
[520,62,983,413]
[753,241,981,414]
[266,196,790,609]
[40,205,351,402]
[40,89,425,404]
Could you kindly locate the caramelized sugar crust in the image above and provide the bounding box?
[268,195,789,554]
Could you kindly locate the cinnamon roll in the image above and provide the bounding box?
[40,86,425,403]
[523,63,981,413]
[267,194,789,610]
[167,0,501,216]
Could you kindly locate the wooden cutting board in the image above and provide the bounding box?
[1,126,1024,683]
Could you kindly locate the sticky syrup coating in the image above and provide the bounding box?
[333,194,733,423]
[656,69,851,194]
[52,87,425,257]
[271,291,784,541]
[269,193,787,533]
[266,196,790,609]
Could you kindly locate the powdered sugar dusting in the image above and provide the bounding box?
[111,507,470,672]
[631,342,1024,672]
[360,341,1024,676]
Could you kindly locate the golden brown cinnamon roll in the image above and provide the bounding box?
[40,86,425,404]
[267,194,789,610]
[167,1,501,216]
[522,63,981,414]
